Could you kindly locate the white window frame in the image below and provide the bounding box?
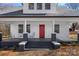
[37,3,42,10]
[28,3,34,10]
[45,3,51,10]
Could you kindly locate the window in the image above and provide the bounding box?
[54,24,60,33]
[28,3,34,10]
[18,24,23,33]
[26,24,30,33]
[37,3,42,10]
[45,3,51,10]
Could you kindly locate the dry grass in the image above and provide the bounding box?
[0,45,79,56]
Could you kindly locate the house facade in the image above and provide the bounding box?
[0,3,79,42]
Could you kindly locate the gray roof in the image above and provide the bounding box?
[0,10,46,16]
[0,8,79,17]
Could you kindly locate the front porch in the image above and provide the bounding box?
[0,38,60,50]
[0,31,60,50]
[0,20,78,42]
[0,18,79,43]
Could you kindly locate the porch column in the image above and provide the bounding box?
[52,20,55,33]
[24,19,27,33]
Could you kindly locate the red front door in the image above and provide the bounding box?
[39,24,45,38]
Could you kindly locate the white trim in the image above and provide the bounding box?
[1,18,79,21]
[24,19,27,33]
[52,20,55,33]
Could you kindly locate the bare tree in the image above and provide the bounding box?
[65,3,79,10]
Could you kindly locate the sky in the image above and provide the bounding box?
[0,3,65,7]
[58,3,66,6]
[0,3,79,10]
[0,3,22,6]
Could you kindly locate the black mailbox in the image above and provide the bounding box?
[0,32,2,41]
[0,32,2,48]
[23,33,28,41]
[51,33,56,41]
[77,33,79,42]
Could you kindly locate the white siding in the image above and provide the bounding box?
[55,21,70,41]
[10,24,18,38]
[0,17,79,41]
[27,21,52,38]
[55,21,78,41]
[23,3,57,14]
[10,21,24,38]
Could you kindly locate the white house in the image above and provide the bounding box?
[0,3,79,42]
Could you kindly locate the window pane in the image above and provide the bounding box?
[54,24,60,33]
[18,24,23,33]
[26,24,30,33]
[28,3,34,10]
[45,3,51,10]
[37,3,42,10]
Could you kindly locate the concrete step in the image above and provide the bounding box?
[24,48,50,51]
[25,41,53,48]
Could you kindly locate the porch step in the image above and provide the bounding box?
[25,41,53,49]
[24,48,50,51]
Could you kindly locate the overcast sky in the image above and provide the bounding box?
[0,3,79,10]
[0,3,22,6]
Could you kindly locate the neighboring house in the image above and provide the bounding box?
[0,3,79,42]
